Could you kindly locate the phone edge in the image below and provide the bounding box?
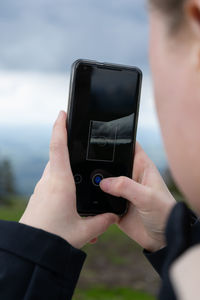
[66,59,143,217]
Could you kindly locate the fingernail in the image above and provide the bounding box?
[100,178,114,191]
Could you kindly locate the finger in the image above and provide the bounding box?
[100,176,150,207]
[132,141,155,182]
[49,111,71,174]
[83,213,119,242]
[89,237,98,244]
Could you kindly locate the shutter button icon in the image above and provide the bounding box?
[92,173,104,186]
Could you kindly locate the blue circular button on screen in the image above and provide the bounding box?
[95,176,102,184]
[92,174,103,186]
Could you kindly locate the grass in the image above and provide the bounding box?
[73,287,156,300]
[0,195,27,221]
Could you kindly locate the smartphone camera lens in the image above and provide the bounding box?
[92,174,104,186]
[74,174,82,184]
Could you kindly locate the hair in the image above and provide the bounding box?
[149,0,186,32]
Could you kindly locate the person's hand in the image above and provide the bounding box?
[19,111,118,249]
[100,142,176,252]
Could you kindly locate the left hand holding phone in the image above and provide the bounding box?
[19,111,118,249]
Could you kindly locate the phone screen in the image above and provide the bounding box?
[68,61,142,215]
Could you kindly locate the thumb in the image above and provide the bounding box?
[50,111,71,175]
[100,176,150,208]
[83,213,119,242]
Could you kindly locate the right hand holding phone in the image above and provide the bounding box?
[100,142,176,252]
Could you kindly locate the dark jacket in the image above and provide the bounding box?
[144,202,200,300]
[0,202,198,299]
[0,220,86,299]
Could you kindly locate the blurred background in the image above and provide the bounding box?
[0,1,183,299]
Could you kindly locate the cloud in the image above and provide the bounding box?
[0,70,159,132]
[0,0,148,72]
[0,71,69,126]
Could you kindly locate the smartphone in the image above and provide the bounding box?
[67,59,142,216]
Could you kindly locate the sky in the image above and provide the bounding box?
[0,0,170,180]
[0,0,161,133]
[0,0,148,72]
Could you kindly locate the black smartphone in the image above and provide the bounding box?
[67,59,142,216]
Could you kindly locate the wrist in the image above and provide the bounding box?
[19,217,85,250]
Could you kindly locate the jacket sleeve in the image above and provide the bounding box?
[0,220,86,300]
[143,202,200,300]
[143,246,168,278]
[143,203,198,278]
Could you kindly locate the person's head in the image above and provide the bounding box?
[148,0,200,213]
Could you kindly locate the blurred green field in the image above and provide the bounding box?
[73,287,155,300]
[0,196,158,300]
[0,196,27,221]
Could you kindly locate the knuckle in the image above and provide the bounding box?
[115,176,128,191]
[53,119,60,130]
[147,186,153,198]
[144,187,154,203]
[101,214,115,231]
[50,141,60,153]
[102,215,112,228]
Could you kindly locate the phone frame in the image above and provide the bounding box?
[67,59,142,216]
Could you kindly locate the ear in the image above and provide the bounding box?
[185,0,200,69]
[185,0,200,38]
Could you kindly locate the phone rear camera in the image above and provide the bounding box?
[92,174,104,186]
